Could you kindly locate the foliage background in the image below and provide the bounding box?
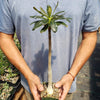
[0,34,20,100]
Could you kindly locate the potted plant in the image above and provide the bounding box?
[30,2,71,99]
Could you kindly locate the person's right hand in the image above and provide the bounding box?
[27,73,44,100]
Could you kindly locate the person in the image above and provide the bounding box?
[0,0,100,100]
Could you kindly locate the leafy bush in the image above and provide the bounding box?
[0,34,21,76]
[0,49,11,75]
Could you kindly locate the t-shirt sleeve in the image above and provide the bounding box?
[0,0,15,34]
[82,0,100,32]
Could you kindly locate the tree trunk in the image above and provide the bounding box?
[48,27,52,89]
[41,28,59,98]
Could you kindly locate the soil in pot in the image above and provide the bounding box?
[41,82,59,99]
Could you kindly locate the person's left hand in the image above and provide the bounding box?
[55,74,74,100]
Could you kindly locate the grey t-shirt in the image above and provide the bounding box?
[0,0,100,93]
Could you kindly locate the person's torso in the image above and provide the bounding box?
[9,0,86,82]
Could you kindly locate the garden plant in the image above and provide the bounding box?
[0,34,20,100]
[30,2,71,99]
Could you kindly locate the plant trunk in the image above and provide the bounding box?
[48,27,52,88]
[41,27,59,98]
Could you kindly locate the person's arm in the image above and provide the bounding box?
[0,33,44,100]
[55,31,97,100]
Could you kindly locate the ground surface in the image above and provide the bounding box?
[72,33,100,100]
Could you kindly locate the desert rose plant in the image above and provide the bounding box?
[30,2,71,99]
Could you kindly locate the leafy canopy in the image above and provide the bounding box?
[30,2,71,33]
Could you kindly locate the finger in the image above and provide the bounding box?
[33,90,40,100]
[31,86,40,100]
[37,83,44,92]
[60,89,68,100]
[59,87,63,98]
[55,81,63,88]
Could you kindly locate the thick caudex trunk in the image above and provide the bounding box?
[47,27,53,94]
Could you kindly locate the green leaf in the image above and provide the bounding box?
[30,16,38,18]
[40,24,49,33]
[33,7,47,17]
[30,16,47,25]
[30,16,45,19]
[53,1,59,14]
[30,21,36,25]
[56,21,68,27]
[53,15,72,24]
[52,15,65,20]
[33,7,43,14]
[0,67,5,75]
[31,2,72,33]
[55,11,65,15]
[50,21,57,33]
[40,7,48,17]
[32,19,49,31]
[32,21,42,30]
[47,5,52,17]
[66,18,72,23]
[30,20,39,25]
